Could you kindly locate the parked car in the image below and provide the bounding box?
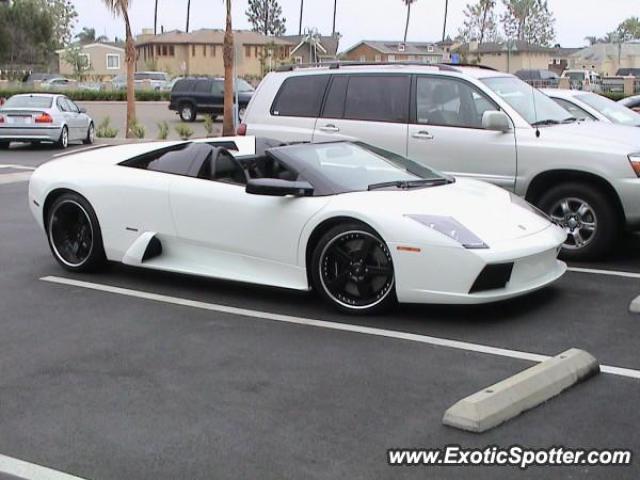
[561,69,602,92]
[169,77,254,122]
[112,71,169,91]
[23,72,58,85]
[515,69,560,88]
[40,77,77,90]
[0,93,95,149]
[28,137,566,314]
[543,89,640,126]
[616,68,640,77]
[241,63,640,260]
[619,95,640,113]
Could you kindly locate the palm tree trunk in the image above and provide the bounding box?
[223,0,235,136]
[403,2,411,45]
[186,0,191,33]
[442,0,448,42]
[298,0,304,35]
[123,10,137,139]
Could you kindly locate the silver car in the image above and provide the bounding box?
[0,94,95,149]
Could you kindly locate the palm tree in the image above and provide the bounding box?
[76,27,109,44]
[102,0,136,138]
[222,0,235,135]
[402,0,417,45]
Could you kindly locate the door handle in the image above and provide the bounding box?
[319,124,340,133]
[412,130,434,140]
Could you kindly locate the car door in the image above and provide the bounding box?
[407,75,517,190]
[193,79,215,113]
[55,97,75,138]
[168,155,329,289]
[65,98,89,138]
[312,74,410,155]
[210,80,225,114]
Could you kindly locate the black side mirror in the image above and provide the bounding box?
[246,178,313,197]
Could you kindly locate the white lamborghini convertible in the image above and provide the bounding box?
[29,136,567,313]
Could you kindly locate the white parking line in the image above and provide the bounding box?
[568,267,640,280]
[0,453,88,480]
[41,275,640,380]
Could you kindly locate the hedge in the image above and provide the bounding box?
[0,89,170,101]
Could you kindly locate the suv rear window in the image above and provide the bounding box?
[271,75,330,117]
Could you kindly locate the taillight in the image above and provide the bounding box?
[236,123,247,136]
[0,116,4,123]
[35,113,53,123]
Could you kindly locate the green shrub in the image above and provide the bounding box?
[129,119,145,139]
[203,114,215,136]
[175,124,194,140]
[157,121,169,140]
[0,88,170,102]
[96,117,118,138]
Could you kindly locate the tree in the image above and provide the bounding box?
[611,17,640,42]
[458,0,498,45]
[102,0,136,139]
[223,0,235,136]
[76,27,109,44]
[501,0,555,46]
[63,44,91,78]
[246,0,286,36]
[47,0,78,49]
[402,0,417,45]
[584,35,597,46]
[0,0,55,66]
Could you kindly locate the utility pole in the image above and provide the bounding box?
[298,0,304,35]
[154,0,159,35]
[332,0,337,36]
[186,0,191,33]
[442,0,448,42]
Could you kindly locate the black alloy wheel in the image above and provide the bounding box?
[312,224,396,314]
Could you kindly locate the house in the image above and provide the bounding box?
[278,33,339,64]
[569,42,640,77]
[457,41,578,74]
[135,29,292,78]
[56,43,125,80]
[340,40,444,64]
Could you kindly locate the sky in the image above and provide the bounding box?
[74,0,640,52]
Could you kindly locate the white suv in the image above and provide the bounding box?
[240,63,640,260]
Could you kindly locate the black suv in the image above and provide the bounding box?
[169,77,255,122]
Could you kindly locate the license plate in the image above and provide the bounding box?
[9,116,31,124]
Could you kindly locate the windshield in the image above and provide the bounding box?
[578,93,640,126]
[565,72,585,82]
[482,77,573,125]
[277,142,448,195]
[3,96,52,109]
[136,73,167,81]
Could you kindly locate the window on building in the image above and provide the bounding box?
[343,75,410,123]
[79,53,90,70]
[211,45,216,56]
[203,45,207,57]
[428,45,434,53]
[106,53,120,70]
[169,45,175,56]
[359,55,366,62]
[271,75,330,117]
[245,46,252,57]
[375,54,382,63]
[294,56,303,64]
[388,54,396,62]
[192,45,196,57]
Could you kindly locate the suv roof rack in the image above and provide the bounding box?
[274,61,497,73]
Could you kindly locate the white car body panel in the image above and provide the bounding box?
[29,137,567,304]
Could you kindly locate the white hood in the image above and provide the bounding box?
[536,122,640,154]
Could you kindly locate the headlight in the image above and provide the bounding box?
[406,214,488,249]
[628,153,640,177]
[510,193,552,222]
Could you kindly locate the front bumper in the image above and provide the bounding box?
[391,225,567,305]
[0,126,62,142]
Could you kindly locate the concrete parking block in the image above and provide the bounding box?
[443,348,599,433]
[629,294,640,313]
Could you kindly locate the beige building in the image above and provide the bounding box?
[56,43,125,80]
[460,41,578,74]
[135,29,293,78]
[569,42,640,76]
[341,40,444,64]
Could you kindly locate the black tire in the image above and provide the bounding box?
[0,141,9,149]
[56,126,69,149]
[83,122,95,145]
[311,223,396,314]
[46,192,106,272]
[179,102,197,122]
[537,182,619,261]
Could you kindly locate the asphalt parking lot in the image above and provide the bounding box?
[1,145,639,479]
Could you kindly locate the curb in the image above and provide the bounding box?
[442,348,599,433]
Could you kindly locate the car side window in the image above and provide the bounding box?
[321,75,349,119]
[195,80,212,93]
[211,81,224,95]
[64,98,79,113]
[415,77,496,129]
[552,98,595,121]
[271,75,330,117]
[343,75,410,123]
[199,151,247,185]
[56,98,69,112]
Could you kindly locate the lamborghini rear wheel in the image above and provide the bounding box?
[311,223,396,314]
[46,192,106,272]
